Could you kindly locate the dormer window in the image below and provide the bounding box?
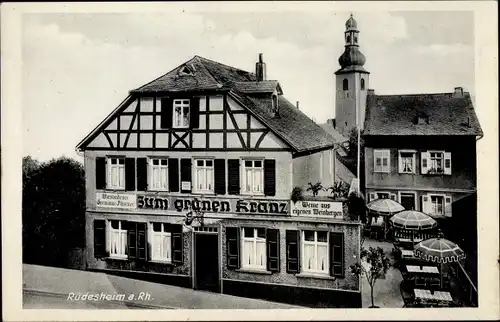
[179,65,194,76]
[271,94,278,114]
[343,79,349,91]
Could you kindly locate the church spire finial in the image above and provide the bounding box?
[338,14,366,69]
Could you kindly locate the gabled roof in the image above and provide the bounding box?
[363,92,483,136]
[132,56,256,93]
[229,90,336,152]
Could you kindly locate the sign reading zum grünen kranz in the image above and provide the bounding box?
[136,195,288,215]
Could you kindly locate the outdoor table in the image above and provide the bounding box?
[414,288,453,303]
[406,265,439,274]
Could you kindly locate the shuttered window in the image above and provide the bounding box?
[109,220,127,258]
[267,229,280,272]
[107,158,125,190]
[173,99,190,128]
[168,158,180,192]
[286,230,300,273]
[241,227,267,269]
[150,223,172,262]
[148,158,168,191]
[330,232,344,277]
[180,158,192,193]
[194,159,213,193]
[374,149,390,173]
[264,159,276,196]
[227,159,240,195]
[93,219,106,258]
[226,227,240,269]
[302,231,329,274]
[214,159,226,195]
[126,222,147,261]
[242,160,264,194]
[136,158,148,191]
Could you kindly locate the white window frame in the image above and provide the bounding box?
[107,157,125,190]
[398,150,416,174]
[149,222,172,263]
[173,99,190,128]
[428,193,446,216]
[241,159,264,195]
[148,157,169,191]
[398,191,418,211]
[374,149,390,173]
[301,230,329,275]
[193,158,214,193]
[241,227,267,270]
[108,220,127,259]
[428,151,445,172]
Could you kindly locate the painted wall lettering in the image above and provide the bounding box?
[291,200,344,218]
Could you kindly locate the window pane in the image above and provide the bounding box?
[111,158,117,164]
[304,231,315,241]
[161,159,168,166]
[243,228,254,238]
[256,240,266,266]
[254,160,262,167]
[245,160,252,167]
[317,231,328,242]
[257,228,266,238]
[152,159,159,165]
[243,240,254,265]
[153,222,162,232]
[304,244,315,269]
[111,220,119,229]
[206,160,213,167]
[317,244,328,271]
[197,160,203,166]
[163,235,171,259]
[376,158,381,166]
[118,159,125,165]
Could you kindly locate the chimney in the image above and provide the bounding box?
[453,87,464,98]
[367,89,375,95]
[255,53,266,82]
[296,101,300,109]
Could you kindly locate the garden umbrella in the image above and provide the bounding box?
[366,199,405,239]
[390,210,438,230]
[414,237,466,288]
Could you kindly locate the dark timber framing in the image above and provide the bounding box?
[205,95,210,149]
[223,94,228,149]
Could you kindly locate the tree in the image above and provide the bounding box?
[23,156,86,267]
[350,246,392,308]
[347,191,367,224]
[347,127,365,160]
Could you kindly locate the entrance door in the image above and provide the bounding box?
[194,233,219,292]
[400,193,416,210]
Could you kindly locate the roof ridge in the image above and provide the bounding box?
[375,92,465,97]
[195,55,254,76]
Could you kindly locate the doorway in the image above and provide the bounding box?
[400,192,416,210]
[194,232,219,292]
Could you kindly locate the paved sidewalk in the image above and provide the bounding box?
[23,264,302,309]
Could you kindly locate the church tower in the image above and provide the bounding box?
[334,14,370,137]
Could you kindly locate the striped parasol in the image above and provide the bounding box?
[366,198,405,215]
[414,237,466,263]
[389,210,437,230]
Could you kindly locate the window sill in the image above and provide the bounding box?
[295,273,336,280]
[106,256,128,261]
[149,260,173,265]
[192,191,215,196]
[241,192,265,197]
[104,188,126,192]
[373,171,390,174]
[236,268,272,275]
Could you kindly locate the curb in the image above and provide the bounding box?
[23,289,176,309]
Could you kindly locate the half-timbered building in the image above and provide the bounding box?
[76,54,362,308]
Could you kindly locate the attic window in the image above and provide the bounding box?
[271,94,278,114]
[179,65,194,76]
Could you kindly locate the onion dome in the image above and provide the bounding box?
[345,13,358,31]
[338,46,366,68]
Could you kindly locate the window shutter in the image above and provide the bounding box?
[136,158,148,191]
[137,222,147,261]
[285,230,300,273]
[214,159,226,195]
[125,158,136,191]
[373,150,380,172]
[227,159,240,195]
[95,157,106,190]
[171,225,183,264]
[421,152,430,174]
[190,97,200,129]
[330,232,344,277]
[398,152,403,173]
[421,195,430,214]
[444,196,452,217]
[180,159,192,193]
[93,219,106,258]
[369,192,376,202]
[160,97,173,128]
[168,158,179,192]
[266,229,280,272]
[127,221,137,259]
[264,159,276,196]
[444,152,452,175]
[226,227,240,269]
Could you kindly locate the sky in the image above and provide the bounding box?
[21,8,475,162]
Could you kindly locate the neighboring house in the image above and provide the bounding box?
[363,88,483,218]
[76,54,362,308]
